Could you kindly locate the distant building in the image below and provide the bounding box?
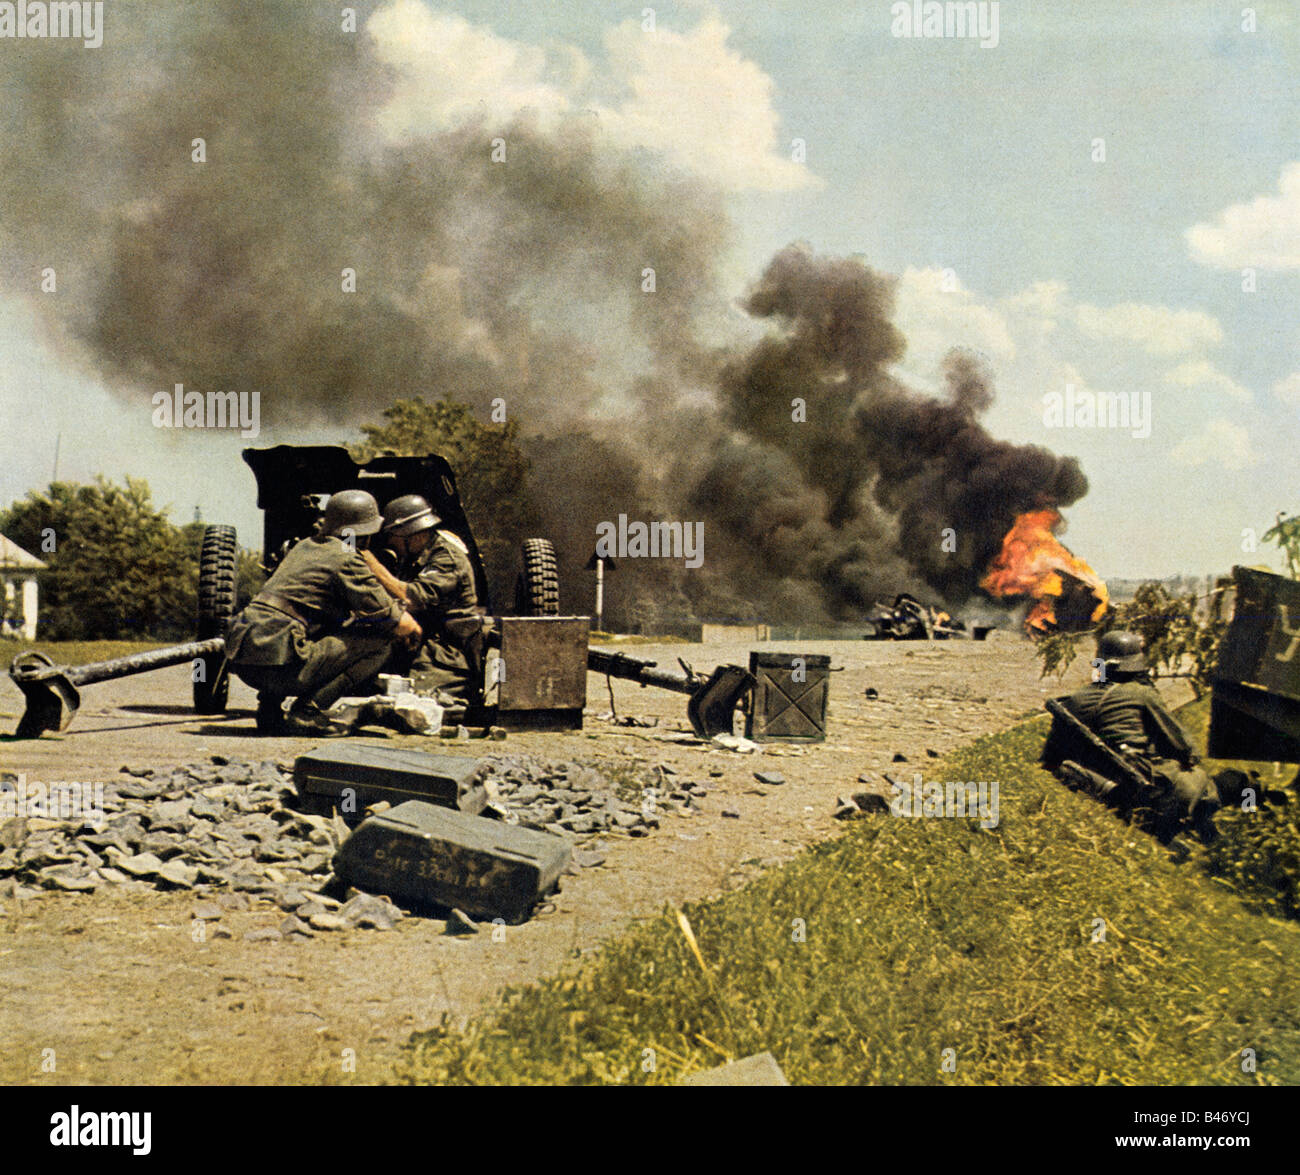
[0,534,45,639]
[650,619,772,642]
[699,622,771,643]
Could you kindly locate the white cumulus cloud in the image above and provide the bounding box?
[366,2,815,192]
[367,3,571,139]
[1170,417,1257,470]
[595,17,816,192]
[1073,301,1223,357]
[1164,360,1252,403]
[892,267,1018,372]
[1273,372,1300,406]
[1186,162,1300,270]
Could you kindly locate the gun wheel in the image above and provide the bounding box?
[195,524,236,713]
[515,538,560,617]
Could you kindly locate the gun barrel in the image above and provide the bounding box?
[61,639,228,686]
[586,647,696,695]
[9,638,228,739]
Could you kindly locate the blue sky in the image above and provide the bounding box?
[1,0,1297,581]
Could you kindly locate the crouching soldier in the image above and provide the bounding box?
[225,489,422,735]
[1042,629,1222,844]
[361,493,489,706]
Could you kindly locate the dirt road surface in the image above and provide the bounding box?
[0,635,1120,1084]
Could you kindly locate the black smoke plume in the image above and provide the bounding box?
[0,1,1087,626]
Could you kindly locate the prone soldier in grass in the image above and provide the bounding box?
[224,489,422,735]
[361,493,489,706]
[1043,629,1224,843]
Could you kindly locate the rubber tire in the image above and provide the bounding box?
[515,538,560,617]
[195,524,237,714]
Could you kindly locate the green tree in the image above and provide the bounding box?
[1,477,197,640]
[349,396,536,598]
[1263,511,1300,579]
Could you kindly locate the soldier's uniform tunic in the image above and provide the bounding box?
[1062,678,1220,840]
[225,534,401,710]
[378,529,483,702]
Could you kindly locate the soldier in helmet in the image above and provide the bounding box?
[225,489,423,735]
[362,493,487,705]
[1045,629,1221,843]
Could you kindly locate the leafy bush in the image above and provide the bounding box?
[1175,694,1300,920]
[1036,580,1229,696]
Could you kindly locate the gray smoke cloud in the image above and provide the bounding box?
[0,1,1087,627]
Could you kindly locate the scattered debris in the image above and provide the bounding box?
[864,593,991,641]
[835,774,893,817]
[852,789,891,814]
[711,733,759,754]
[0,753,637,929]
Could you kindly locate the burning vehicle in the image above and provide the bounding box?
[980,509,1109,633]
[863,593,992,640]
[864,509,1108,641]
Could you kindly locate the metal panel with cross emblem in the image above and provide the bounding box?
[1209,566,1300,762]
[745,651,830,743]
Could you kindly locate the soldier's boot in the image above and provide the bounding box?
[1167,762,1221,844]
[283,700,349,738]
[256,692,288,734]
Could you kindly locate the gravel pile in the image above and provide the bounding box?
[470,754,706,840]
[1,759,338,905]
[0,752,695,911]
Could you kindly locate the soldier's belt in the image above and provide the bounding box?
[252,592,322,630]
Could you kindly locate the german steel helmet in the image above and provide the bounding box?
[1097,629,1147,673]
[380,493,439,537]
[320,489,383,537]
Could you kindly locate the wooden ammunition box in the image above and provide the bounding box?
[333,801,571,923]
[293,744,487,823]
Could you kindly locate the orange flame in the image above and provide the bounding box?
[980,509,1109,632]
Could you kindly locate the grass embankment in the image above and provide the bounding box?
[2,639,170,666]
[394,713,1300,1085]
